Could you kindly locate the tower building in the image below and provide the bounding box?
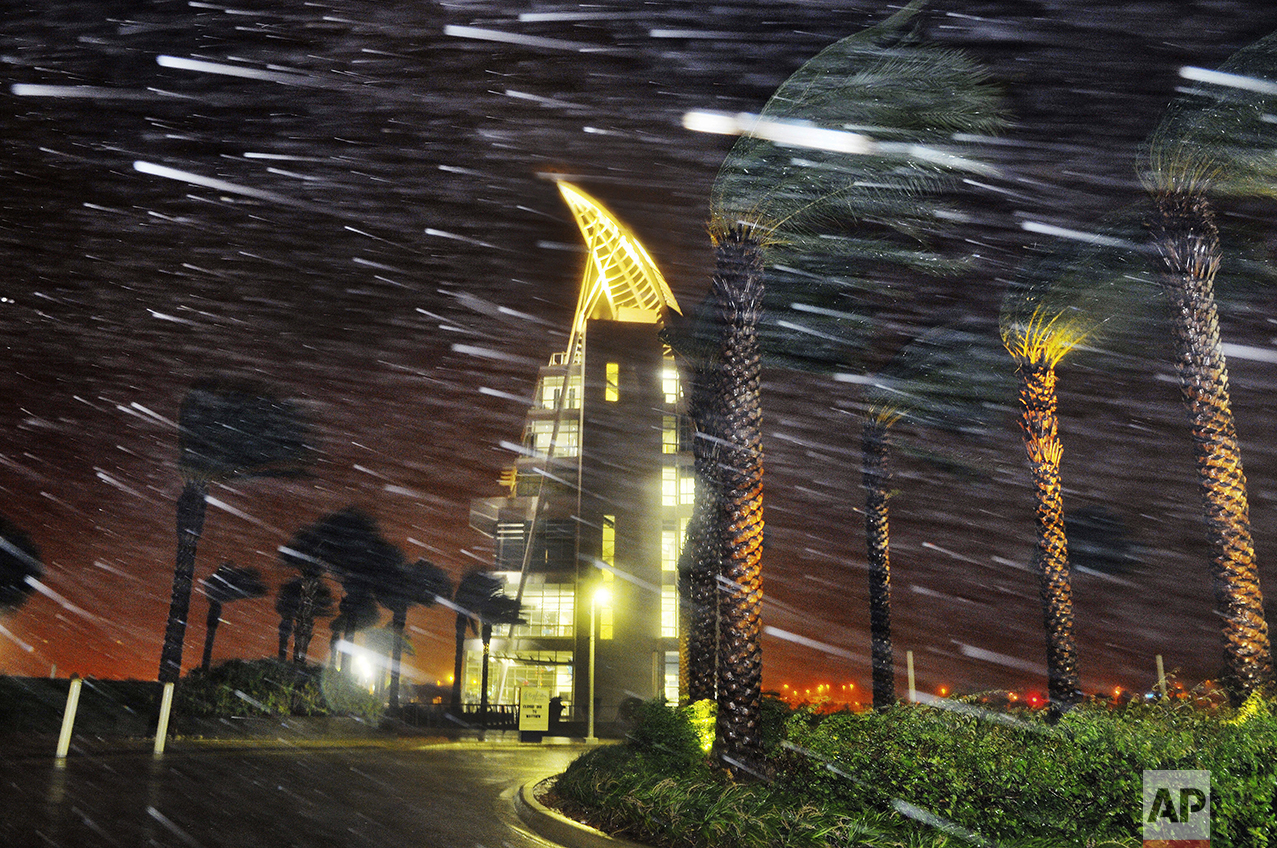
[466,183,690,728]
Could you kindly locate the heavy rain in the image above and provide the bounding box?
[4,0,1277,844]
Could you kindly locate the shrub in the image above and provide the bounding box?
[175,659,383,720]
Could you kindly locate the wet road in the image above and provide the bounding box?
[2,740,583,848]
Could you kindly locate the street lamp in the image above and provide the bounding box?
[588,586,611,743]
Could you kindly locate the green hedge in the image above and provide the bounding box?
[552,695,1277,847]
[175,659,383,720]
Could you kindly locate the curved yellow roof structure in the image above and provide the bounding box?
[557,182,680,362]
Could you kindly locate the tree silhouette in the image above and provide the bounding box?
[199,561,266,671]
[1000,218,1147,718]
[160,377,309,682]
[381,558,450,711]
[1145,30,1277,703]
[450,570,500,716]
[327,586,381,672]
[276,576,333,663]
[0,513,42,613]
[701,2,1002,773]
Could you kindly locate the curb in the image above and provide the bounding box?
[515,778,647,848]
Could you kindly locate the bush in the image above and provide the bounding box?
[175,659,383,720]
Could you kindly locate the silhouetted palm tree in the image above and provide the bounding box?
[1145,31,1277,702]
[160,377,309,682]
[276,576,334,663]
[703,3,1002,772]
[476,591,523,731]
[0,513,42,613]
[1000,221,1146,718]
[327,586,381,671]
[199,561,267,671]
[448,570,524,724]
[381,558,450,711]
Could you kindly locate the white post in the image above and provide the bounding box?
[153,681,175,755]
[587,596,597,743]
[906,650,916,703]
[1156,654,1166,698]
[55,676,83,759]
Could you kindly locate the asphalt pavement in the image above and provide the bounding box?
[1,738,602,848]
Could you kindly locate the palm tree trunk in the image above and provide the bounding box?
[201,598,223,672]
[388,606,407,711]
[480,623,493,733]
[277,616,293,662]
[450,615,466,715]
[710,224,766,775]
[1018,362,1081,718]
[160,478,208,683]
[863,420,895,711]
[1149,192,1273,703]
[293,574,319,664]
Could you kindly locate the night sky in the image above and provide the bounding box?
[4,0,1277,704]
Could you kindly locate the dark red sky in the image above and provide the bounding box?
[4,0,1277,702]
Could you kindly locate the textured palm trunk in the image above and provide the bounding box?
[200,599,223,672]
[1018,362,1081,717]
[388,606,407,711]
[277,616,293,662]
[480,623,493,733]
[450,616,466,714]
[1149,192,1273,703]
[293,573,320,663]
[862,420,895,711]
[160,478,208,683]
[709,224,766,775]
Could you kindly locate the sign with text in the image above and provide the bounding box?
[518,687,551,732]
[1143,769,1210,847]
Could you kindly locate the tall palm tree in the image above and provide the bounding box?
[703,3,1002,772]
[1145,31,1277,702]
[160,377,309,683]
[450,570,501,716]
[1000,221,1146,718]
[0,513,42,613]
[860,327,1011,710]
[275,576,333,663]
[327,586,381,671]
[381,558,451,711]
[476,591,524,732]
[199,561,266,671]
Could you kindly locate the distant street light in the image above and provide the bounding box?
[587,587,611,743]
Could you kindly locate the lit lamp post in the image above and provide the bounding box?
[588,586,610,743]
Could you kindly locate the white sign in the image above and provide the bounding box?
[518,687,551,732]
[1143,769,1210,845]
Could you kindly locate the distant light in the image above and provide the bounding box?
[594,587,612,605]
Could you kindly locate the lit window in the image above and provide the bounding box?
[524,420,579,458]
[661,521,680,572]
[662,415,678,454]
[680,468,696,504]
[605,362,619,402]
[601,515,615,566]
[661,585,677,638]
[662,467,677,506]
[539,374,582,410]
[662,362,680,405]
[600,604,613,640]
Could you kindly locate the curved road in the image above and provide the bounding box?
[2,740,585,848]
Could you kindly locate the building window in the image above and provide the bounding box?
[662,415,679,454]
[661,520,680,573]
[661,651,679,703]
[661,584,677,638]
[680,467,695,505]
[514,576,576,638]
[662,361,680,405]
[605,362,620,402]
[524,419,579,458]
[662,467,677,507]
[539,374,582,410]
[599,515,615,639]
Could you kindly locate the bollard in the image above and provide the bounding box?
[906,650,916,703]
[56,675,82,759]
[153,681,175,756]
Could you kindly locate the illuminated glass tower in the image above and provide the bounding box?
[467,183,689,727]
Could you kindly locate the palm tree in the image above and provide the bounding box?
[275,576,334,663]
[1000,221,1147,718]
[0,513,42,613]
[1144,31,1277,702]
[381,558,451,711]
[160,377,309,682]
[703,3,1002,772]
[450,570,499,716]
[476,590,524,732]
[327,586,381,671]
[860,327,1011,710]
[199,561,267,671]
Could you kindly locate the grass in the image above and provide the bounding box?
[550,694,1277,848]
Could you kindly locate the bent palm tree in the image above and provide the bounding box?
[276,576,334,663]
[1145,32,1277,702]
[381,558,450,711]
[703,2,1002,771]
[476,591,524,732]
[161,377,309,682]
[0,513,42,612]
[199,561,266,670]
[861,327,1011,710]
[1000,220,1147,718]
[450,570,501,716]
